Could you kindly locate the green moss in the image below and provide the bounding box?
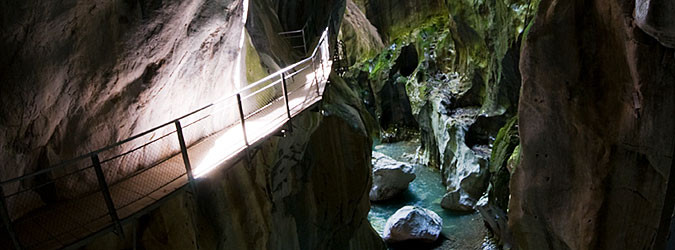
[489,116,519,173]
[488,115,519,210]
[507,144,521,174]
[245,32,267,83]
[243,31,277,108]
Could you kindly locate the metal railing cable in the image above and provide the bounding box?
[278,17,311,54]
[0,23,332,250]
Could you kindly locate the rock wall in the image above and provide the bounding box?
[510,0,675,249]
[351,0,447,42]
[0,0,247,184]
[338,0,384,66]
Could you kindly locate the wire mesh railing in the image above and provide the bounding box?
[278,19,310,54]
[0,25,332,250]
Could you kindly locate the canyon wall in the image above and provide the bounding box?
[510,0,675,249]
[0,0,247,185]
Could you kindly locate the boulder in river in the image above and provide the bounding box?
[440,188,477,212]
[383,206,443,243]
[370,152,416,201]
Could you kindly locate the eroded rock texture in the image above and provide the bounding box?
[0,0,247,186]
[338,0,384,66]
[510,0,675,249]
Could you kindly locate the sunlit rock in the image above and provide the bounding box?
[383,206,443,243]
[370,151,416,201]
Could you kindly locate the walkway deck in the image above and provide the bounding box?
[0,29,332,250]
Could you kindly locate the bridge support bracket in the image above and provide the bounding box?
[91,154,124,238]
[281,73,293,134]
[175,121,196,194]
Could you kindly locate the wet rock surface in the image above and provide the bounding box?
[370,151,416,201]
[383,206,443,244]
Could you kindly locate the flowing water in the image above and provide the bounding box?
[368,139,495,249]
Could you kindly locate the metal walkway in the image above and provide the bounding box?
[0,27,332,250]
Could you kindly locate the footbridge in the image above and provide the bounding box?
[0,26,333,250]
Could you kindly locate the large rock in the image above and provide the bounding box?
[441,188,477,212]
[383,206,443,243]
[370,151,416,201]
[421,96,490,207]
[510,0,675,249]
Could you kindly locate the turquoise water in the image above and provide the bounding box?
[368,139,492,249]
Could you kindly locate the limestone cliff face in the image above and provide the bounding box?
[511,0,675,249]
[83,74,384,250]
[0,0,247,183]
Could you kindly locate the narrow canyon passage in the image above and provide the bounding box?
[1,0,674,250]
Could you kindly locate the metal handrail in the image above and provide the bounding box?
[0,14,333,250]
[278,17,312,54]
[0,27,329,186]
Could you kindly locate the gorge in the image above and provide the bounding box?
[1,0,674,249]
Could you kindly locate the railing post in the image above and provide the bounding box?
[280,73,293,133]
[319,45,326,83]
[91,154,124,237]
[0,185,22,250]
[312,57,321,96]
[301,29,307,55]
[236,94,249,146]
[175,121,195,185]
